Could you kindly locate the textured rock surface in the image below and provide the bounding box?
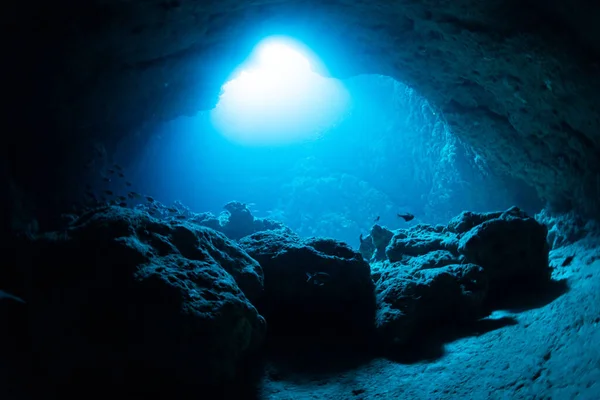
[536,208,600,250]
[240,230,376,344]
[375,263,489,347]
[7,0,600,228]
[18,206,266,393]
[386,223,459,262]
[372,206,552,347]
[458,208,550,293]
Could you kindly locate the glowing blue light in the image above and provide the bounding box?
[210,37,349,146]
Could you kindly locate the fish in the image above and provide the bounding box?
[102,177,111,183]
[118,172,125,178]
[107,169,115,174]
[104,190,114,196]
[117,195,127,201]
[114,164,123,171]
[125,182,132,187]
[306,272,331,287]
[146,196,155,203]
[175,215,187,220]
[118,202,128,207]
[359,233,364,243]
[374,216,380,222]
[397,212,415,222]
[167,207,178,213]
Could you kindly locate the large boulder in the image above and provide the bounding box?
[373,206,551,349]
[375,263,489,346]
[219,201,256,239]
[240,230,376,344]
[458,208,550,294]
[19,206,266,392]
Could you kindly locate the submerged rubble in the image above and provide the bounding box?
[5,202,558,394]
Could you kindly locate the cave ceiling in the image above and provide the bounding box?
[6,0,600,218]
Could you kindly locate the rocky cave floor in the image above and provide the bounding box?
[3,201,600,399]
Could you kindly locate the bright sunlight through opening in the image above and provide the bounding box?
[210,37,350,146]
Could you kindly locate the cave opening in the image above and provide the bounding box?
[112,38,543,248]
[210,36,350,146]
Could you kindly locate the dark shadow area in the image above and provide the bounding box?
[253,263,378,377]
[0,298,29,400]
[24,352,265,400]
[382,316,518,364]
[486,278,570,313]
[260,301,378,377]
[264,332,376,379]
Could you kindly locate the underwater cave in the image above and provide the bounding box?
[3,0,600,399]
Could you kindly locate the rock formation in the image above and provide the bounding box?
[16,206,266,395]
[2,201,562,397]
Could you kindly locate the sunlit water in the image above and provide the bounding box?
[210,38,350,146]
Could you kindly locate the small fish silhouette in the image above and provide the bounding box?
[374,216,380,222]
[397,212,415,222]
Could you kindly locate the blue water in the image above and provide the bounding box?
[115,67,542,248]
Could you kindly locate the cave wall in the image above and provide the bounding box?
[5,0,600,233]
